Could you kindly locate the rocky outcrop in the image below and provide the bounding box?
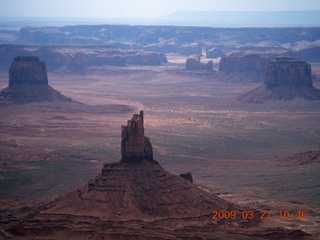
[238,56,320,102]
[121,111,153,162]
[186,54,213,71]
[180,172,193,183]
[0,56,71,104]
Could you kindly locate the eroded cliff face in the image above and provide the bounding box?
[266,57,312,88]
[121,111,153,162]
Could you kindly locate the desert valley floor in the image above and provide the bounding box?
[0,57,320,238]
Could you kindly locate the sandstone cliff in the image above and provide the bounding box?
[0,56,71,104]
[238,56,320,102]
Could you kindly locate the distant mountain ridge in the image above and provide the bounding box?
[1,11,319,29]
[158,10,320,27]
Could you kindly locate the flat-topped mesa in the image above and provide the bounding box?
[0,56,72,104]
[266,56,313,88]
[121,110,153,163]
[9,56,48,87]
[237,56,320,102]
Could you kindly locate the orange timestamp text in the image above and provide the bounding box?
[212,210,308,220]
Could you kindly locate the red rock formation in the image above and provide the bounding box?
[238,56,320,102]
[121,111,153,162]
[0,56,71,104]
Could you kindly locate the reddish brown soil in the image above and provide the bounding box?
[0,63,319,239]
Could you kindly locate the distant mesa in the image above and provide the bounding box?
[218,52,273,82]
[186,54,213,71]
[238,56,320,103]
[219,53,271,74]
[0,56,71,104]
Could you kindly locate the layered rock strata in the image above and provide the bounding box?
[0,56,71,104]
[238,56,320,102]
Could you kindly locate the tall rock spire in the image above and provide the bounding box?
[121,110,153,162]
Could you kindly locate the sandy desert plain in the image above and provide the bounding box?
[0,54,320,238]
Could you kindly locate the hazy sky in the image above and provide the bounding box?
[1,0,320,19]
